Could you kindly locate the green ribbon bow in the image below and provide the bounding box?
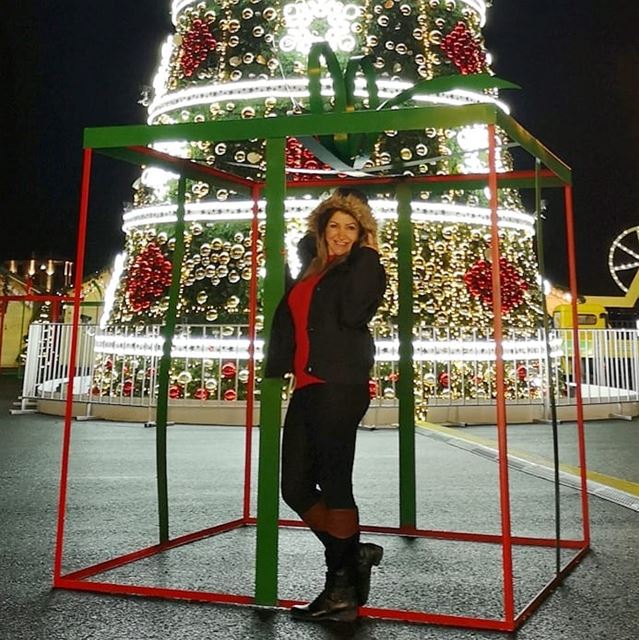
[301,41,520,170]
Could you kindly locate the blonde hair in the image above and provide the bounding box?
[302,191,378,278]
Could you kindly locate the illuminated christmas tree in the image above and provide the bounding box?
[95,0,546,411]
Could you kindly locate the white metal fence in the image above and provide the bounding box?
[20,323,639,412]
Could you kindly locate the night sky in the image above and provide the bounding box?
[2,1,638,294]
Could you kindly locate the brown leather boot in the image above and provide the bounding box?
[291,569,358,622]
[356,542,384,605]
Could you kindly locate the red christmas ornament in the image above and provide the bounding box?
[125,242,173,313]
[221,362,237,379]
[179,19,217,78]
[438,372,450,388]
[169,384,182,399]
[91,385,101,396]
[463,257,529,314]
[223,388,237,401]
[386,371,400,383]
[194,387,210,400]
[285,138,332,182]
[122,380,134,397]
[368,379,378,399]
[516,365,527,381]
[440,22,486,75]
[104,358,113,371]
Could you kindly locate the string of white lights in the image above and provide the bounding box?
[121,199,535,234]
[170,0,487,27]
[99,253,126,330]
[147,77,509,123]
[171,0,198,25]
[94,333,561,362]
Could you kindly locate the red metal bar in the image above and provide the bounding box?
[285,168,560,191]
[61,518,246,581]
[55,577,511,631]
[352,606,512,631]
[129,146,260,189]
[255,517,585,548]
[243,185,262,521]
[0,300,6,369]
[53,148,93,581]
[55,578,255,606]
[51,299,61,323]
[487,125,515,626]
[514,544,589,630]
[564,185,591,546]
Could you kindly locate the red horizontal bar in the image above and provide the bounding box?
[514,544,590,630]
[55,577,254,606]
[285,169,557,191]
[62,518,246,581]
[273,518,584,548]
[283,599,513,631]
[358,606,512,631]
[129,146,260,189]
[56,577,511,631]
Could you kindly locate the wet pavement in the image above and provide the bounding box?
[1,375,637,639]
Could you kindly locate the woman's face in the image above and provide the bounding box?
[325,210,360,257]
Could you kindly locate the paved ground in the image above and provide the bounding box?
[1,376,638,639]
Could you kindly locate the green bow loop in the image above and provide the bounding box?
[344,55,380,110]
[307,42,347,116]
[344,55,379,162]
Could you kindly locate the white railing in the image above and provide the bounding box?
[20,323,639,411]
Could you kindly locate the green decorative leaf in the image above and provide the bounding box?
[378,73,520,111]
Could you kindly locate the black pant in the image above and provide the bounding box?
[281,382,370,517]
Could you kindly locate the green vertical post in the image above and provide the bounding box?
[396,182,417,529]
[255,138,286,605]
[155,175,187,544]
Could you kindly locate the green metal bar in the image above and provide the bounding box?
[84,104,497,149]
[396,182,417,529]
[496,111,572,186]
[534,160,562,574]
[255,137,287,606]
[155,175,187,544]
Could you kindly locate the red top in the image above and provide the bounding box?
[288,271,326,389]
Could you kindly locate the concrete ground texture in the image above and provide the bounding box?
[1,376,637,639]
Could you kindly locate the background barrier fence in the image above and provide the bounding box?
[20,323,639,414]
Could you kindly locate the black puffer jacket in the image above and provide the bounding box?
[264,244,386,384]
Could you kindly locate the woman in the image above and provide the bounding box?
[265,189,387,622]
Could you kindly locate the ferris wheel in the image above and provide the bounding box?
[608,225,639,292]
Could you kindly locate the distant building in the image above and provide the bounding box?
[3,258,74,294]
[0,268,43,369]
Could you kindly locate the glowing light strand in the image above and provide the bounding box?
[94,333,562,362]
[99,253,126,330]
[121,199,535,234]
[147,77,510,123]
[170,0,487,27]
